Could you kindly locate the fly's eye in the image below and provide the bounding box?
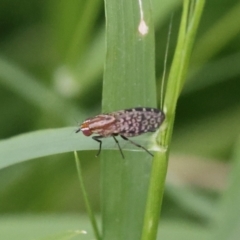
[81,128,92,136]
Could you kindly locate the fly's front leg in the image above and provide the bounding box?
[93,135,125,158]
[92,136,104,157]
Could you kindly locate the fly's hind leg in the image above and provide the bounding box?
[120,135,153,157]
[112,135,125,159]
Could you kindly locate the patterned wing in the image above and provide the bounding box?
[111,107,165,137]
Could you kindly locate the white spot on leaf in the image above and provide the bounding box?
[138,0,149,36]
[138,20,149,35]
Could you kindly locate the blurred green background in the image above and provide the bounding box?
[0,0,240,239]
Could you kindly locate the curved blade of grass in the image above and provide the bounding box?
[0,127,155,170]
[102,0,156,239]
[0,127,85,169]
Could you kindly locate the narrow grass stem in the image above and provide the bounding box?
[141,1,205,239]
[141,151,168,240]
[74,151,101,240]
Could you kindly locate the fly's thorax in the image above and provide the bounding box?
[81,114,119,137]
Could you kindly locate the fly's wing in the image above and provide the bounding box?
[111,107,165,137]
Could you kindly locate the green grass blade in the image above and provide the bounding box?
[102,0,156,239]
[164,0,205,145]
[0,127,84,169]
[0,127,153,169]
[103,1,156,110]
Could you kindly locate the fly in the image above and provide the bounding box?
[76,107,165,158]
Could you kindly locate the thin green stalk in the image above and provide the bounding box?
[74,151,101,240]
[178,0,206,93]
[141,151,168,240]
[141,1,205,239]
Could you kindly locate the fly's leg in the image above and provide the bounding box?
[92,136,103,157]
[112,135,125,159]
[93,135,125,158]
[120,135,153,157]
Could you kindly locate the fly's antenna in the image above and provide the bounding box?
[73,117,81,133]
[160,13,173,110]
[73,117,79,125]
